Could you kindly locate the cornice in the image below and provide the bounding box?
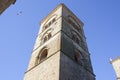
[40,3,84,27]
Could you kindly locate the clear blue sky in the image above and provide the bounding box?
[0,0,120,80]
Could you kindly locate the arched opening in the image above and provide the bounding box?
[72,34,76,41]
[52,18,56,23]
[40,49,48,61]
[74,52,80,62]
[35,48,48,66]
[42,32,52,43]
[76,37,79,44]
[72,33,80,45]
[43,36,47,43]
[48,33,51,39]
[44,25,48,29]
[42,14,57,31]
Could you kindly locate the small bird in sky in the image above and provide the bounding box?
[17,11,22,15]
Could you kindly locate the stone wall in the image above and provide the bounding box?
[24,52,60,80]
[60,52,95,80]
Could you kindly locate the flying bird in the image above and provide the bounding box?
[17,11,22,15]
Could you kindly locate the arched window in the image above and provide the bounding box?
[43,36,47,43]
[76,37,79,44]
[43,33,52,43]
[52,18,56,23]
[74,50,83,62]
[74,51,80,62]
[48,33,51,39]
[72,33,80,45]
[48,22,51,26]
[72,34,76,40]
[44,25,48,29]
[36,48,48,65]
[42,17,56,31]
[41,28,53,44]
[67,15,83,34]
[40,49,48,61]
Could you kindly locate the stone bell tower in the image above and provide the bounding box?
[24,3,95,80]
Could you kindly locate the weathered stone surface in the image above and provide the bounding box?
[24,52,60,80]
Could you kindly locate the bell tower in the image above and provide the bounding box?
[24,4,95,80]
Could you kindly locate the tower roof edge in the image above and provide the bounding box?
[40,3,84,27]
[40,3,64,25]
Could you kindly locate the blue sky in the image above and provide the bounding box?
[0,0,120,80]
